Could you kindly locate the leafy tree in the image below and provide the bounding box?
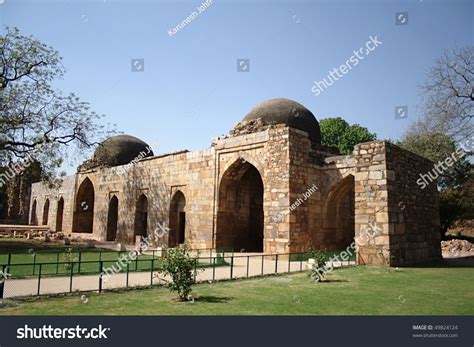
[320,117,377,154]
[399,132,471,189]
[0,27,113,181]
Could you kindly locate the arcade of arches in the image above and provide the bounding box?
[30,98,442,266]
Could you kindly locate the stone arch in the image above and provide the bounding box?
[134,194,148,239]
[216,160,264,252]
[219,153,265,182]
[322,175,355,250]
[42,198,50,225]
[30,199,38,225]
[106,195,119,241]
[72,177,95,233]
[55,197,64,232]
[169,191,186,247]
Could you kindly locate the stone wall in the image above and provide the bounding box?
[384,142,441,265]
[29,130,441,267]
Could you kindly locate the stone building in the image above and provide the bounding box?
[29,98,441,266]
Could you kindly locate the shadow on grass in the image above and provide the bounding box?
[318,279,349,283]
[194,296,234,303]
[402,256,474,268]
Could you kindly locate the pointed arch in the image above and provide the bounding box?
[106,195,119,241]
[72,177,95,233]
[169,191,186,247]
[134,194,148,238]
[56,197,64,232]
[42,198,50,225]
[216,159,264,252]
[322,175,355,249]
[30,199,38,226]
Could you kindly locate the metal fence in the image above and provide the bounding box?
[0,250,356,299]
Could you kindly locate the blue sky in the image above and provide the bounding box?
[1,0,472,173]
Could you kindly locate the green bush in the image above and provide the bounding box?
[308,250,329,282]
[157,248,199,301]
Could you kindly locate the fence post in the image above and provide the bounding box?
[212,257,216,281]
[150,259,154,285]
[300,253,303,271]
[275,254,279,274]
[261,255,264,275]
[230,256,234,279]
[246,256,249,278]
[7,254,11,270]
[56,253,59,274]
[69,262,74,293]
[37,263,42,295]
[152,250,155,260]
[126,262,130,288]
[99,251,102,262]
[288,254,291,273]
[0,265,7,299]
[78,252,82,274]
[32,253,37,275]
[99,261,103,293]
[135,253,138,271]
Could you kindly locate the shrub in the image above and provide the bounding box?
[308,250,329,282]
[157,248,199,301]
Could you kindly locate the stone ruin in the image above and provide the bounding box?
[29,98,441,266]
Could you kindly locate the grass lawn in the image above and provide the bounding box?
[1,265,473,315]
[0,240,156,277]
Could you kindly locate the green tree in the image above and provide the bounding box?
[399,127,472,238]
[0,27,113,181]
[399,132,471,189]
[320,117,377,154]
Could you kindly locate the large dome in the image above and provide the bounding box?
[93,135,154,167]
[243,98,321,143]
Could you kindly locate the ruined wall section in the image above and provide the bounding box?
[384,142,441,266]
[30,176,76,233]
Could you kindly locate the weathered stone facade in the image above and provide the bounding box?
[29,99,441,266]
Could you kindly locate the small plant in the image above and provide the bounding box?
[308,250,329,282]
[63,248,77,271]
[376,247,395,266]
[157,248,200,301]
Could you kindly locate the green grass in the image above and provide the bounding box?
[1,266,473,315]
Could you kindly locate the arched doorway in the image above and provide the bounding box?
[55,197,64,232]
[42,199,50,225]
[169,191,186,247]
[72,177,95,233]
[106,196,119,241]
[30,199,38,225]
[134,194,148,239]
[216,160,264,252]
[322,175,355,250]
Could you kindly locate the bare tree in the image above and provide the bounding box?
[407,47,473,143]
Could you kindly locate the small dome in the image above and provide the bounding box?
[93,135,154,167]
[243,98,321,143]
